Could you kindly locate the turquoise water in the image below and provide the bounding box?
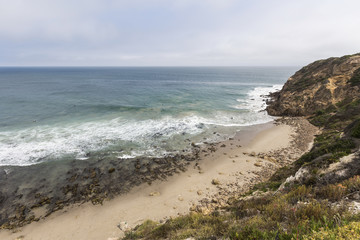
[0,67,297,166]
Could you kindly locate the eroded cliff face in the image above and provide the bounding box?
[267,53,360,116]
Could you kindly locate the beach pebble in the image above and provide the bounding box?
[178,196,184,201]
[269,157,277,163]
[117,221,129,231]
[197,190,203,196]
[149,191,160,196]
[211,179,220,185]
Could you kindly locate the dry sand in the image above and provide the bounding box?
[0,119,316,240]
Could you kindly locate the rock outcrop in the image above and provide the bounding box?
[266,53,360,189]
[267,53,360,116]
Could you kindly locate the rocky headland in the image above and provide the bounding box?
[267,53,360,186]
[267,53,360,116]
[120,53,360,239]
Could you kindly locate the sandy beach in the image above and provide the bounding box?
[0,118,318,240]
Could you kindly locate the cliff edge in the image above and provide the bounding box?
[267,53,360,116]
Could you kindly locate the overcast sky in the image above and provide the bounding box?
[0,0,359,66]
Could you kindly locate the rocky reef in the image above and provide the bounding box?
[0,151,200,229]
[267,53,360,116]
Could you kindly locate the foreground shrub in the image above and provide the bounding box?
[285,185,312,204]
[343,175,360,192]
[302,221,360,240]
[316,184,347,201]
[123,213,229,240]
[351,120,360,138]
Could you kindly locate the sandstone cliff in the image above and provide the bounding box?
[267,53,360,116]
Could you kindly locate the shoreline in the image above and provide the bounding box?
[0,117,319,240]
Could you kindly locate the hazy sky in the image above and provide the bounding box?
[1,0,359,66]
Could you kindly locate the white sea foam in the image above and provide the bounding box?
[0,115,204,166]
[0,109,275,166]
[236,84,282,112]
[0,85,283,166]
[118,154,137,159]
[232,84,283,126]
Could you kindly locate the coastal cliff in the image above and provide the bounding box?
[121,54,360,239]
[267,53,360,116]
[266,53,360,187]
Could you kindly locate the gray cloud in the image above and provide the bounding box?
[0,0,359,66]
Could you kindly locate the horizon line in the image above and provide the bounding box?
[0,65,300,68]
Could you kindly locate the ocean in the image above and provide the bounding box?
[0,67,297,166]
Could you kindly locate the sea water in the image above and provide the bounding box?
[0,67,297,166]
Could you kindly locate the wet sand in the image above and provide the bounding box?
[0,117,318,240]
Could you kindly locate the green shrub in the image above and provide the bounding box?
[302,221,360,240]
[351,120,360,138]
[310,112,332,126]
[350,67,360,86]
[227,224,280,240]
[265,197,293,222]
[316,184,347,201]
[343,175,360,192]
[297,138,355,167]
[123,220,158,239]
[285,185,312,204]
[294,200,334,222]
[252,181,282,192]
[123,213,229,240]
[232,195,272,218]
